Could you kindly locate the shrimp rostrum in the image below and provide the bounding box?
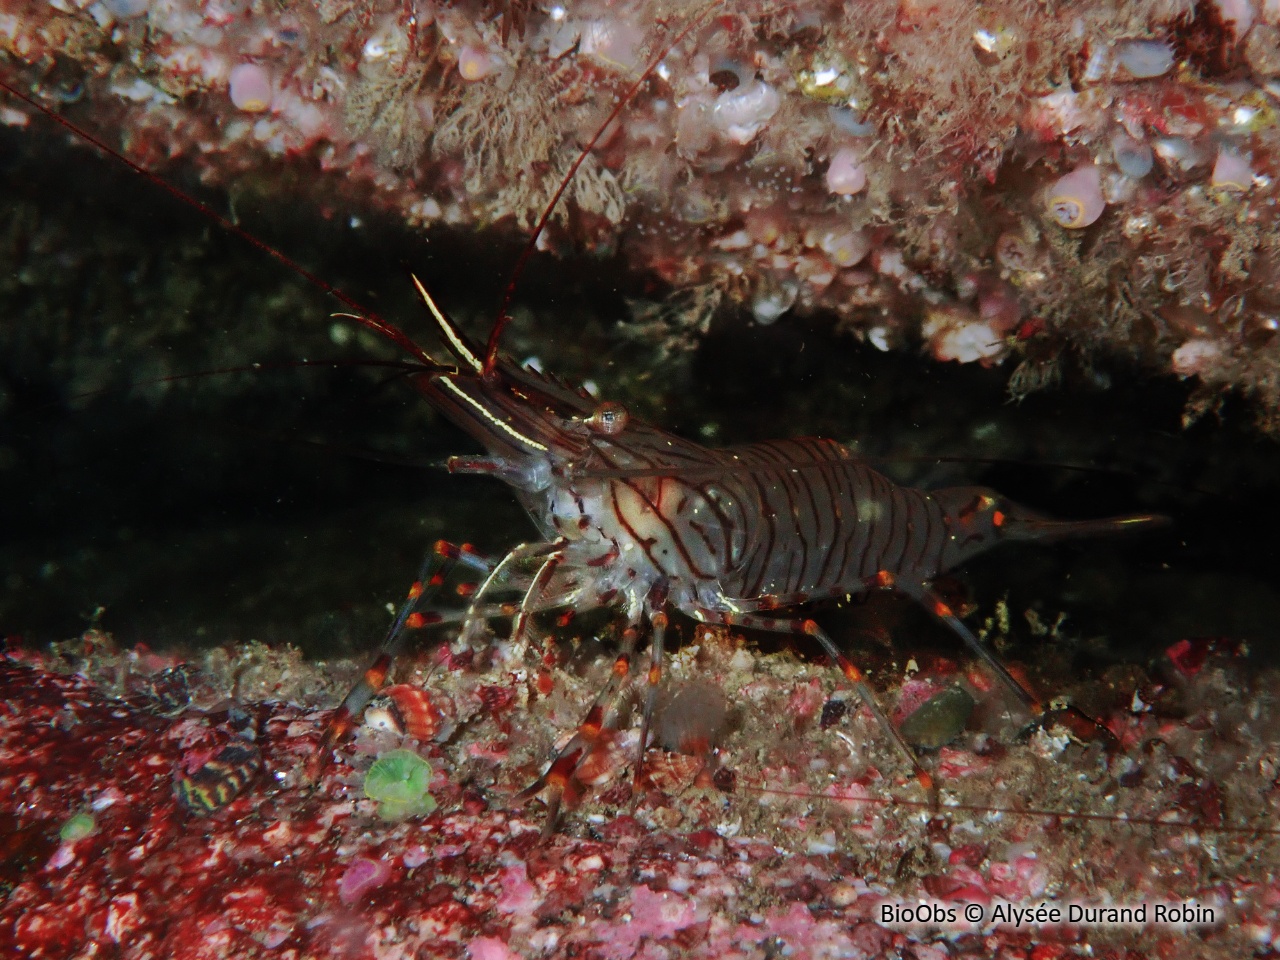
[313,277,1166,822]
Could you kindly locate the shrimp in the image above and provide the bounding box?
[305,264,1165,823]
[0,6,1165,827]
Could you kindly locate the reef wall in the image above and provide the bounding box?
[4,0,1280,427]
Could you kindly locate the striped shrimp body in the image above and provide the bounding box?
[316,279,1166,819]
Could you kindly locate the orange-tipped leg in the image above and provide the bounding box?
[635,610,668,790]
[686,605,937,794]
[511,620,642,831]
[897,578,1040,715]
[306,547,462,783]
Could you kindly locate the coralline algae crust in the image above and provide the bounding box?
[1,626,1277,959]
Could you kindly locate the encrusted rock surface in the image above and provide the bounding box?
[2,630,1277,958]
[4,0,1280,425]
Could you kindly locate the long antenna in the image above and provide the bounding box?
[0,73,439,371]
[482,0,725,378]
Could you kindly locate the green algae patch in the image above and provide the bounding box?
[59,812,96,842]
[364,749,437,821]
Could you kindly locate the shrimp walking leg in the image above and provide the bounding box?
[306,548,459,781]
[895,579,1041,713]
[513,615,644,834]
[510,549,567,645]
[685,607,934,792]
[636,608,669,787]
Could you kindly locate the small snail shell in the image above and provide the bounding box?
[365,684,446,741]
[1047,164,1105,229]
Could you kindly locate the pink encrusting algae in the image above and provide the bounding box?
[338,856,395,905]
[1,625,1278,958]
[6,0,1280,428]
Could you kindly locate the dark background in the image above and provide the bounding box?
[3,122,1278,671]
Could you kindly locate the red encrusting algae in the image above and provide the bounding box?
[2,626,1278,958]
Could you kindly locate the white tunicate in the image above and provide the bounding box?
[825,147,867,196]
[1116,40,1174,78]
[1216,0,1254,36]
[580,19,643,73]
[1211,148,1253,190]
[457,45,493,81]
[1046,164,1105,228]
[229,63,272,113]
[1110,130,1153,178]
[934,320,1005,364]
[1153,137,1207,171]
[711,81,780,145]
[1171,338,1222,376]
[818,227,871,267]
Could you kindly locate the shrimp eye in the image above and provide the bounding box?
[588,401,629,436]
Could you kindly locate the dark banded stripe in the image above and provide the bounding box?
[562,427,952,607]
[702,440,949,604]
